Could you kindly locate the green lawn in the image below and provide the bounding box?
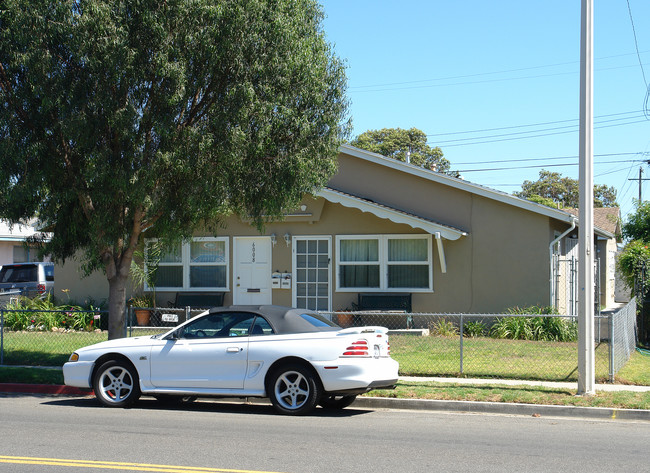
[0,330,645,386]
[390,334,612,382]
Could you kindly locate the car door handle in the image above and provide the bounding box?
[227,347,242,353]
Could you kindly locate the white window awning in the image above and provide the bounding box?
[318,188,468,274]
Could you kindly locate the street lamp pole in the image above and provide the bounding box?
[578,0,595,396]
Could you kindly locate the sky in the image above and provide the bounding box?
[319,0,650,221]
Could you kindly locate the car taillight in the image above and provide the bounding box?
[37,284,46,294]
[342,340,369,357]
[387,342,391,356]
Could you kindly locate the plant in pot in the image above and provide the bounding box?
[129,245,161,327]
[129,294,155,326]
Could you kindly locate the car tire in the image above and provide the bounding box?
[267,363,321,416]
[319,395,357,409]
[93,359,141,408]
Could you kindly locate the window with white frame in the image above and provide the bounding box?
[145,237,229,291]
[336,235,432,292]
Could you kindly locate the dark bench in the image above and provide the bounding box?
[356,293,412,329]
[173,292,225,309]
[358,293,412,312]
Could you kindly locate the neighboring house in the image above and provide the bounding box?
[55,144,619,315]
[0,220,50,265]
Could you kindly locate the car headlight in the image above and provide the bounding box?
[68,352,79,362]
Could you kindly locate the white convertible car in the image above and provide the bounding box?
[63,305,399,415]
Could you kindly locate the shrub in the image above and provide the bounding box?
[3,295,99,331]
[429,318,459,337]
[463,320,486,337]
[491,306,577,342]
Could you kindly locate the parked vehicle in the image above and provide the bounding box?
[0,262,54,298]
[64,305,399,415]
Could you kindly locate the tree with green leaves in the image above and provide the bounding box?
[0,0,348,339]
[351,127,455,175]
[516,170,618,208]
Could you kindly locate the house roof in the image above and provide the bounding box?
[0,220,44,242]
[564,207,620,237]
[339,144,616,239]
[317,187,467,240]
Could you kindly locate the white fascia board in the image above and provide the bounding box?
[318,188,466,241]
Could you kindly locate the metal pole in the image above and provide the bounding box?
[460,314,463,374]
[1,310,4,365]
[609,312,614,383]
[578,0,595,395]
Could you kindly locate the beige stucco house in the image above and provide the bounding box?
[54,144,619,315]
[0,220,50,265]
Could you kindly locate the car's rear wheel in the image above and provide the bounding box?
[267,363,321,415]
[319,394,357,409]
[93,360,141,408]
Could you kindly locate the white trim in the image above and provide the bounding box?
[145,237,230,292]
[434,232,447,274]
[318,187,465,240]
[335,234,433,293]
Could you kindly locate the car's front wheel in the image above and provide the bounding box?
[93,360,141,408]
[267,363,321,415]
[319,394,357,409]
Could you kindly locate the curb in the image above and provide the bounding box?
[2,384,649,421]
[0,384,92,396]
[353,396,650,421]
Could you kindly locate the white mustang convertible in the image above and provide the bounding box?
[63,305,399,415]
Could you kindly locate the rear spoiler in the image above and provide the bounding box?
[337,326,389,335]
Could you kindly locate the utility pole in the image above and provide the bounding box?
[578,0,595,396]
[628,167,650,203]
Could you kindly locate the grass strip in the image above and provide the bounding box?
[364,381,650,410]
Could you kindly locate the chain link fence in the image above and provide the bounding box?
[323,299,637,382]
[0,301,638,384]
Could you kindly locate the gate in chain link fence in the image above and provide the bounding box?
[0,301,638,383]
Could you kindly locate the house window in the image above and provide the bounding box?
[146,237,229,291]
[336,235,432,292]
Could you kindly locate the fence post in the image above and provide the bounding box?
[460,314,463,375]
[126,306,131,338]
[185,306,191,324]
[608,312,615,383]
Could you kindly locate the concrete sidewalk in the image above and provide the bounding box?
[400,376,650,392]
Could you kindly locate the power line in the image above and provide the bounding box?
[433,118,648,147]
[626,0,650,120]
[431,114,645,146]
[453,152,643,166]
[348,51,650,92]
[426,110,643,137]
[455,159,646,174]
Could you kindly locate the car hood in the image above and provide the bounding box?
[76,335,158,354]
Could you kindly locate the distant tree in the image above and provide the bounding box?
[351,127,455,175]
[516,170,617,208]
[622,201,650,242]
[0,0,348,339]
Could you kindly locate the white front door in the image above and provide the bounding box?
[233,237,272,305]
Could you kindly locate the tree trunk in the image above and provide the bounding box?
[107,273,129,340]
